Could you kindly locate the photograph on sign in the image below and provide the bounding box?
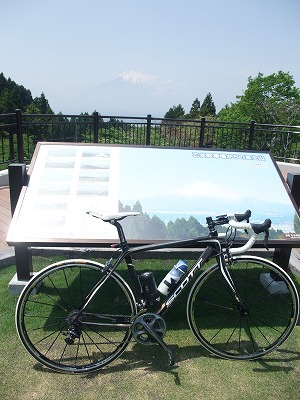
[117,147,300,241]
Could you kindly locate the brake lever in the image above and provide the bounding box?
[251,218,271,250]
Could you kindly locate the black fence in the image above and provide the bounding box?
[1,110,300,169]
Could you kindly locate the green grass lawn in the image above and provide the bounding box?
[1,257,300,400]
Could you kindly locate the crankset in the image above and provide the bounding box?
[132,313,174,366]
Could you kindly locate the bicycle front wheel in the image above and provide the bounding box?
[187,255,299,360]
[16,259,137,373]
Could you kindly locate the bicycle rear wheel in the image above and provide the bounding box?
[16,259,137,373]
[187,255,299,360]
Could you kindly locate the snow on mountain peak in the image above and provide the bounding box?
[116,70,157,85]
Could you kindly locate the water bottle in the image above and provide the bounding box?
[157,260,188,296]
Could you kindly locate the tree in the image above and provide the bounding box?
[118,201,168,239]
[186,216,207,237]
[32,92,53,114]
[199,92,216,117]
[218,71,300,125]
[0,73,53,114]
[0,73,33,113]
[132,200,143,213]
[164,104,185,119]
[148,215,167,239]
[188,98,201,119]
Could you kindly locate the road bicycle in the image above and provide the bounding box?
[15,210,299,374]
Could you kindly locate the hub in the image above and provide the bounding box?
[237,303,249,316]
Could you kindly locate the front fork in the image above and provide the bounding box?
[218,252,247,310]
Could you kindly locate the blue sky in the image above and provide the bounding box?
[1,0,300,117]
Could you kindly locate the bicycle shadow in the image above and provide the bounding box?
[33,343,300,381]
[251,348,300,373]
[32,342,206,382]
[127,343,300,374]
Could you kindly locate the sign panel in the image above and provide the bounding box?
[7,143,300,245]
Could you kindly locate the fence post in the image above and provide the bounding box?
[248,120,255,150]
[93,111,99,143]
[146,114,151,145]
[199,117,206,147]
[15,109,24,163]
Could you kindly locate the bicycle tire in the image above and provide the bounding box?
[16,259,137,373]
[187,255,299,360]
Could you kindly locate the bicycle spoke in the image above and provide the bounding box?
[187,256,299,360]
[47,275,71,311]
[16,261,136,373]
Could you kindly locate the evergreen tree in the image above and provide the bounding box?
[0,72,53,114]
[164,104,185,119]
[148,215,167,239]
[188,98,201,119]
[132,200,143,213]
[0,73,33,113]
[199,93,216,116]
[33,92,53,114]
[167,218,189,239]
[187,216,207,237]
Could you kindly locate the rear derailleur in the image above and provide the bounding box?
[64,309,83,344]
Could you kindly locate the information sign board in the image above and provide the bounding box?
[6,143,300,245]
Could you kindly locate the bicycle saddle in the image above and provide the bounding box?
[87,211,141,222]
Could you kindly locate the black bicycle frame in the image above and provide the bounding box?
[113,235,225,312]
[79,220,242,316]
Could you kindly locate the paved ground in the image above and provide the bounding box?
[277,161,300,180]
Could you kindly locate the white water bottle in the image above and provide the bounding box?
[157,260,188,296]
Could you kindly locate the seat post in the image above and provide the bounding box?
[111,220,135,285]
[111,220,129,250]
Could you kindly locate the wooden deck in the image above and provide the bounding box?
[0,187,11,250]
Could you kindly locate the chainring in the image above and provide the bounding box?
[132,313,166,345]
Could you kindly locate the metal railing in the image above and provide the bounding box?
[1,110,300,168]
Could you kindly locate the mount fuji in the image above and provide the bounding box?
[80,70,172,116]
[113,70,157,86]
